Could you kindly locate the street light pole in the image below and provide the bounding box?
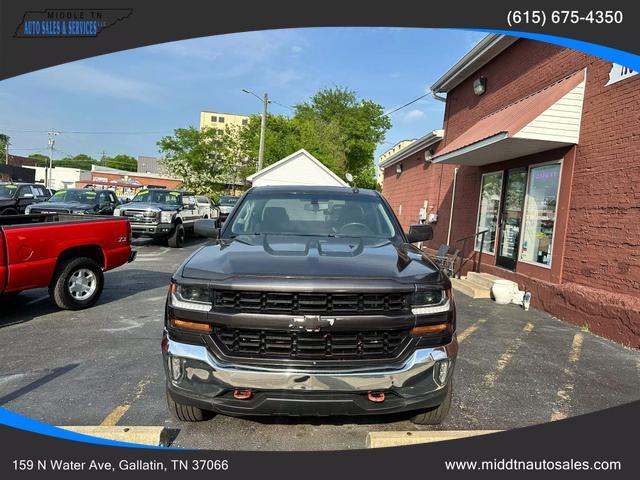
[258,92,268,171]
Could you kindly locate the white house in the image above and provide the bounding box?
[246,149,348,187]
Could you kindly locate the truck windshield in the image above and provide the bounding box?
[219,196,238,206]
[227,191,398,239]
[0,184,18,199]
[131,190,181,205]
[49,190,99,204]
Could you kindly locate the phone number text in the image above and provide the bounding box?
[507,10,623,27]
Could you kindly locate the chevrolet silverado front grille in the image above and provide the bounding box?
[212,291,410,315]
[213,328,409,360]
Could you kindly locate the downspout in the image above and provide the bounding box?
[446,167,459,245]
[431,90,446,102]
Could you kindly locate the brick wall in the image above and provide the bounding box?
[382,38,640,345]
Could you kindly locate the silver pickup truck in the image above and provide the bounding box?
[114,188,205,248]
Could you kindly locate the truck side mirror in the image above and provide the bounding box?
[194,219,219,239]
[406,224,433,243]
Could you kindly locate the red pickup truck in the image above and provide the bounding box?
[0,214,136,310]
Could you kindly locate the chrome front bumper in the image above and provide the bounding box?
[163,335,458,401]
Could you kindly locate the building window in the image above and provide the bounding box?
[219,116,225,123]
[211,115,217,122]
[475,171,503,253]
[242,119,248,125]
[519,162,561,267]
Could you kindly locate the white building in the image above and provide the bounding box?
[246,149,348,187]
[27,166,91,190]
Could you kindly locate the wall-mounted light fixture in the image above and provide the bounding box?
[473,77,487,96]
[396,163,403,174]
[424,149,433,163]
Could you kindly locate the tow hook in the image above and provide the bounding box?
[233,389,253,400]
[367,391,385,403]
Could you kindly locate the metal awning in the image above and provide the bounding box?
[433,70,585,166]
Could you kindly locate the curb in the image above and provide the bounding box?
[59,426,170,447]
[366,430,502,448]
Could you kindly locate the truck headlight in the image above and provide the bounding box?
[25,206,32,214]
[168,282,211,312]
[113,208,122,216]
[411,289,450,315]
[160,211,175,223]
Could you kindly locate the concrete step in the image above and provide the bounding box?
[450,277,492,299]
[466,271,502,290]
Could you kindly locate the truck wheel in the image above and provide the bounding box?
[410,383,452,425]
[49,257,104,310]
[1,208,18,215]
[167,224,185,248]
[166,389,213,422]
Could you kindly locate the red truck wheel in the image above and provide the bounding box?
[49,257,104,310]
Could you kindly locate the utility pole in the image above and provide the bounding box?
[47,129,59,189]
[242,89,270,172]
[258,92,268,171]
[4,139,9,165]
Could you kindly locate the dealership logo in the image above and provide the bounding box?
[14,8,133,38]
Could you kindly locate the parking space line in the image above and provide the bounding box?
[483,322,534,388]
[458,318,487,343]
[550,332,584,421]
[100,404,130,426]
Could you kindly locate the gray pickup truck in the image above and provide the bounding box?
[114,188,205,248]
[163,185,457,425]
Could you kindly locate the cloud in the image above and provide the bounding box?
[33,63,160,103]
[265,68,303,87]
[401,109,425,121]
[291,45,303,55]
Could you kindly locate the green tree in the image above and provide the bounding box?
[29,154,50,168]
[54,154,97,170]
[104,154,137,172]
[241,87,389,188]
[295,87,390,188]
[0,134,9,160]
[157,126,242,197]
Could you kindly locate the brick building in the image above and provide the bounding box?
[381,35,640,347]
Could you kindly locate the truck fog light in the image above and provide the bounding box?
[169,357,183,381]
[434,359,451,387]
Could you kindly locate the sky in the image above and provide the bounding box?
[0,28,485,165]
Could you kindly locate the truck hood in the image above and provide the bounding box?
[31,201,98,211]
[181,234,440,283]
[119,202,179,212]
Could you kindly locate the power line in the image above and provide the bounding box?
[269,100,294,111]
[380,92,431,117]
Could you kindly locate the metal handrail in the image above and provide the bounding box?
[453,230,488,278]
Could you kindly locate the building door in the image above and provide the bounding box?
[496,168,527,270]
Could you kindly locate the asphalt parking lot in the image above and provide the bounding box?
[1,238,639,450]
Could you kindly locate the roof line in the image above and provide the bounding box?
[378,130,444,169]
[430,34,518,93]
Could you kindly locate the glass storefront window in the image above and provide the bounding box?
[475,172,503,253]
[519,163,561,266]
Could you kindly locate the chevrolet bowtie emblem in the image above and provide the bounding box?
[290,315,335,332]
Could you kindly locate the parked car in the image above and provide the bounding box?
[215,195,239,226]
[25,188,120,215]
[0,182,51,215]
[0,213,135,309]
[195,195,219,222]
[163,185,456,425]
[114,188,204,248]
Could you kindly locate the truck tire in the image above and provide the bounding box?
[166,389,213,422]
[49,257,104,310]
[410,383,452,425]
[167,223,185,248]
[1,208,18,215]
